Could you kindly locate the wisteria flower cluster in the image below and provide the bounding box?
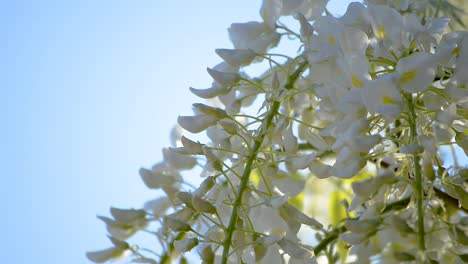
[88,0,468,263]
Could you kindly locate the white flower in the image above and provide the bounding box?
[206,67,241,87]
[435,30,468,66]
[296,0,329,21]
[445,79,468,102]
[250,203,289,233]
[339,232,369,245]
[177,115,218,133]
[109,207,146,225]
[256,231,286,246]
[306,16,342,62]
[144,197,171,217]
[285,153,316,172]
[86,236,129,263]
[163,216,192,232]
[282,124,299,153]
[396,52,436,93]
[436,103,457,126]
[280,203,323,228]
[163,147,196,170]
[173,136,204,155]
[308,160,332,179]
[330,118,368,151]
[296,13,314,40]
[215,48,256,67]
[139,163,182,189]
[403,13,449,47]
[331,150,366,178]
[339,2,370,32]
[218,118,239,134]
[169,125,183,147]
[362,77,402,120]
[193,103,227,119]
[272,172,305,196]
[174,237,199,253]
[260,0,328,30]
[336,54,371,89]
[228,21,281,53]
[364,4,410,58]
[190,83,230,99]
[97,208,147,240]
[345,218,380,234]
[351,177,378,198]
[367,4,404,42]
[194,176,216,197]
[455,37,468,83]
[277,238,315,260]
[192,195,217,214]
[200,245,215,263]
[167,207,195,223]
[260,0,283,29]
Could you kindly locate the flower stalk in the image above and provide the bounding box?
[406,93,425,252]
[221,62,307,264]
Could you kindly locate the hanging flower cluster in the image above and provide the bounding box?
[88,0,468,263]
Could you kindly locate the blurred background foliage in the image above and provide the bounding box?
[441,0,468,28]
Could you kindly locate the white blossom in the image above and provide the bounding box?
[90,1,468,263]
[215,48,256,67]
[228,21,281,53]
[174,237,199,253]
[396,52,436,93]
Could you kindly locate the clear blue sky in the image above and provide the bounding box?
[0,1,376,263]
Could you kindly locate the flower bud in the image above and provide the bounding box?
[173,136,203,155]
[190,84,229,99]
[193,103,227,119]
[178,115,218,134]
[176,191,194,207]
[296,13,314,39]
[194,176,216,197]
[277,238,314,260]
[192,196,217,214]
[280,203,322,229]
[207,67,241,87]
[86,236,130,263]
[344,219,379,234]
[163,148,196,170]
[139,167,178,189]
[218,119,238,134]
[453,226,468,245]
[256,232,285,246]
[174,237,199,253]
[390,215,413,234]
[215,48,256,67]
[163,216,191,232]
[339,232,368,245]
[200,245,214,264]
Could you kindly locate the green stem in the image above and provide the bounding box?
[160,232,186,264]
[406,93,425,252]
[220,101,280,264]
[220,61,307,264]
[313,226,346,255]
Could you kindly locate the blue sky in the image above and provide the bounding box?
[0,1,388,263]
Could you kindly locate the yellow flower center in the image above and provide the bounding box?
[400,70,417,83]
[375,25,386,39]
[451,46,459,55]
[351,75,363,88]
[382,95,396,105]
[328,35,336,45]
